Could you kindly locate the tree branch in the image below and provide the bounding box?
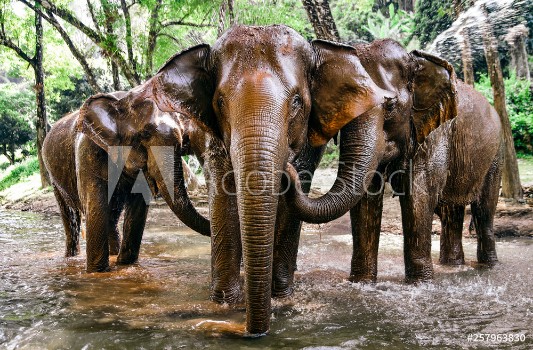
[120,0,139,81]
[86,0,102,33]
[25,0,140,86]
[0,8,35,66]
[20,1,102,93]
[161,20,213,28]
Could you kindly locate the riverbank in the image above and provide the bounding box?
[1,167,532,238]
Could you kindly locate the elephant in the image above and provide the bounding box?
[287,39,502,283]
[99,25,388,335]
[42,90,210,273]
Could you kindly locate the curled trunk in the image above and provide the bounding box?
[289,107,384,223]
[149,147,210,236]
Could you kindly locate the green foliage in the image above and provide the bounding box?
[363,3,415,46]
[0,114,34,164]
[475,72,533,155]
[412,0,454,48]
[319,140,340,168]
[330,0,374,42]
[0,83,36,121]
[48,76,93,121]
[0,156,39,191]
[234,0,312,39]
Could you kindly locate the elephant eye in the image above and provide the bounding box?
[140,129,151,139]
[217,96,224,109]
[291,94,303,111]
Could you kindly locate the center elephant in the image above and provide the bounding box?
[138,25,390,335]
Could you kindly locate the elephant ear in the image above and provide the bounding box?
[410,50,458,144]
[150,44,217,134]
[78,93,122,150]
[308,40,394,147]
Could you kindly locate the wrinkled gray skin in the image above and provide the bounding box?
[42,91,210,273]
[148,25,390,335]
[289,39,502,283]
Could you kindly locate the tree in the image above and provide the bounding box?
[301,0,340,41]
[27,0,219,84]
[0,114,33,164]
[0,1,50,186]
[459,27,474,86]
[481,6,523,201]
[412,0,454,47]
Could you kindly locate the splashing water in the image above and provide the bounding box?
[0,208,532,349]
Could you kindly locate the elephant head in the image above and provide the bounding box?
[121,25,390,335]
[78,91,210,236]
[289,39,458,223]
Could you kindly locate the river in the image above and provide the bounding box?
[0,209,531,349]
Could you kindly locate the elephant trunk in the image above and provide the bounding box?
[148,146,210,236]
[232,129,287,336]
[289,107,384,223]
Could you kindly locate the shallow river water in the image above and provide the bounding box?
[0,209,531,349]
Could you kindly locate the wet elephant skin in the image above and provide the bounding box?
[42,91,210,273]
[143,25,391,335]
[289,39,502,283]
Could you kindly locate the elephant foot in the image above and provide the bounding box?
[439,255,465,266]
[116,253,138,265]
[272,285,293,299]
[86,264,111,273]
[477,252,498,267]
[210,286,242,305]
[405,263,433,284]
[348,274,376,283]
[64,247,80,257]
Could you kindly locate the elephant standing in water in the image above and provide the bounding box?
[43,90,210,272]
[140,25,390,335]
[289,39,502,283]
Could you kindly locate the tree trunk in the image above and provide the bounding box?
[504,24,530,82]
[301,0,340,41]
[34,3,50,188]
[102,0,121,90]
[145,0,162,78]
[227,0,235,26]
[217,0,227,37]
[120,0,139,82]
[481,8,523,200]
[460,27,475,86]
[398,0,415,12]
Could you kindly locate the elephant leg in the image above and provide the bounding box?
[84,185,111,272]
[349,180,384,283]
[436,203,465,265]
[53,186,81,257]
[206,152,242,304]
[400,188,436,283]
[471,156,501,265]
[108,194,126,256]
[272,196,302,298]
[116,193,149,265]
[272,144,324,297]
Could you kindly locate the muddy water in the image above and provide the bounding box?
[0,209,531,349]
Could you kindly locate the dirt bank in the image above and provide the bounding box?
[1,169,532,237]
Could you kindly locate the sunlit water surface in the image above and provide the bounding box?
[0,209,531,349]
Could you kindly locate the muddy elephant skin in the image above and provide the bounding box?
[42,91,210,273]
[143,25,391,335]
[289,39,502,283]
